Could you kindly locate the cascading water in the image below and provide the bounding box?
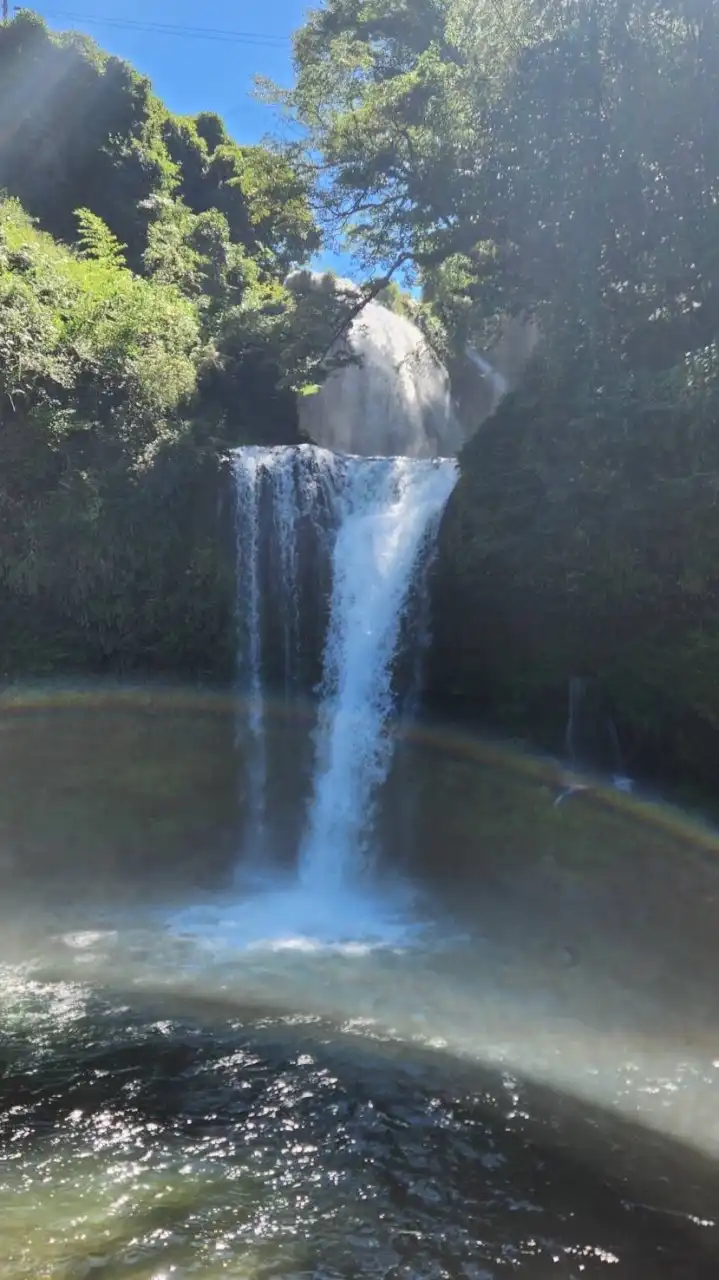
[231,444,457,885]
[565,676,623,778]
[300,456,457,889]
[232,445,338,857]
[232,450,266,850]
[556,676,633,803]
[288,272,464,459]
[269,452,302,694]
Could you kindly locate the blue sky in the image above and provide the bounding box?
[27,2,353,273]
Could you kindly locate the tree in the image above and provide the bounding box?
[162,110,321,272]
[0,12,173,267]
[280,0,719,371]
[0,13,320,278]
[0,14,351,679]
[275,0,719,787]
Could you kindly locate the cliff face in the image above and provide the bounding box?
[428,372,719,794]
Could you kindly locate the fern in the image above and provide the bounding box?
[75,208,127,268]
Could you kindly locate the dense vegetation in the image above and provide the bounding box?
[3,3,719,785]
[275,0,719,787]
[0,11,352,677]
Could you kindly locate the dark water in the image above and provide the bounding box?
[2,684,719,1278]
[1,993,716,1279]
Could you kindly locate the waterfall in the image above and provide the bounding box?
[231,445,457,883]
[269,451,302,694]
[299,456,458,889]
[232,450,266,850]
[563,676,633,794]
[288,272,465,459]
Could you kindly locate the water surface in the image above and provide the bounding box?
[2,685,719,1278]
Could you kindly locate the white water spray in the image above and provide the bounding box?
[289,273,464,458]
[300,456,458,889]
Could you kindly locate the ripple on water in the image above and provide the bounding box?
[1,968,718,1280]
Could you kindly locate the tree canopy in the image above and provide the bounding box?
[0,10,320,273]
[0,11,354,676]
[281,0,719,371]
[274,0,719,787]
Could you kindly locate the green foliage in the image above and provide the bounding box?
[0,192,343,673]
[75,208,127,268]
[0,200,197,558]
[431,346,719,787]
[143,198,259,319]
[0,91,339,677]
[0,196,255,677]
[0,12,319,277]
[0,12,348,677]
[283,0,719,368]
[375,280,417,319]
[278,0,719,784]
[162,111,321,272]
[0,12,172,268]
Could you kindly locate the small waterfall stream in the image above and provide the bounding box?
[232,445,458,884]
[232,451,266,849]
[269,452,302,694]
[563,676,633,795]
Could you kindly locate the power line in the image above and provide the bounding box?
[18,8,289,46]
[40,9,287,44]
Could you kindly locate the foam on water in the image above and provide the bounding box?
[166,874,425,957]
